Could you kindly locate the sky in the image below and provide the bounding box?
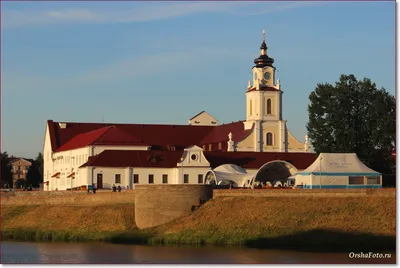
[1,1,396,158]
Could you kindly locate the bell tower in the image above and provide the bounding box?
[244,30,286,153]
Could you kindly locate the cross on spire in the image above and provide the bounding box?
[262,29,266,42]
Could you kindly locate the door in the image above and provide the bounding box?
[97,174,103,189]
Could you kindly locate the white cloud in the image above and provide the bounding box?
[1,1,324,28]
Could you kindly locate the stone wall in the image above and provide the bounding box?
[213,188,396,197]
[1,188,394,207]
[1,191,136,206]
[135,185,213,229]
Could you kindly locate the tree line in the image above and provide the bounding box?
[1,152,43,188]
[307,74,395,174]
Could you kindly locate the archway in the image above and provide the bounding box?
[204,170,217,185]
[251,160,299,187]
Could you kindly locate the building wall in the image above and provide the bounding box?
[236,129,256,151]
[287,129,306,152]
[88,166,127,189]
[188,112,219,126]
[93,145,149,156]
[10,159,32,184]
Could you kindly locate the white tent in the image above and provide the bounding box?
[205,164,254,187]
[295,153,382,189]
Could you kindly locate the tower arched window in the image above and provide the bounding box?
[266,132,273,146]
[267,99,272,114]
[249,100,253,115]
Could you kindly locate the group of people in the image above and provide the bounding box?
[112,185,122,192]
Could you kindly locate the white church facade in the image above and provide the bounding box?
[42,31,316,191]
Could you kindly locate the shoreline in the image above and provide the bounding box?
[2,228,396,253]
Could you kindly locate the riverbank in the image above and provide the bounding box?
[1,191,396,252]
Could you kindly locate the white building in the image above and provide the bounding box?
[43,31,317,191]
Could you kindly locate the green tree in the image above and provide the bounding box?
[307,74,395,174]
[26,161,42,188]
[35,152,44,179]
[1,152,13,188]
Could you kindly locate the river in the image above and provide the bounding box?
[0,241,395,264]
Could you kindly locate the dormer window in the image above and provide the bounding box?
[168,145,176,151]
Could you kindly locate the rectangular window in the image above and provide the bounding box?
[162,174,168,184]
[349,176,364,185]
[18,166,21,170]
[133,174,139,184]
[366,176,380,185]
[198,174,203,184]
[184,174,189,184]
[149,174,154,184]
[115,174,121,184]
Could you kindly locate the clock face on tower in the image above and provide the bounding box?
[264,72,271,80]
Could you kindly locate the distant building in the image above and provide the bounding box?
[42,31,316,191]
[8,157,33,187]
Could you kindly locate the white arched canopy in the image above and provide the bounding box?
[205,161,299,188]
[205,164,254,187]
[250,160,299,186]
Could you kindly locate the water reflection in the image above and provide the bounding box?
[1,241,396,264]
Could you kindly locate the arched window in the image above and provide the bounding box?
[267,99,272,114]
[208,144,212,151]
[249,99,253,115]
[218,142,222,150]
[266,132,273,146]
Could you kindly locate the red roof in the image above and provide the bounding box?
[55,126,145,152]
[47,120,251,152]
[201,121,252,144]
[79,150,316,170]
[80,150,184,168]
[203,151,317,170]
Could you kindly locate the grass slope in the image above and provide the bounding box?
[1,195,396,251]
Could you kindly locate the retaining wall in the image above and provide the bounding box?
[135,185,213,229]
[213,188,396,197]
[1,191,136,206]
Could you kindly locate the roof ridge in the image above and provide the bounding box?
[89,126,114,145]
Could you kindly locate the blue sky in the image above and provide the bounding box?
[1,1,395,158]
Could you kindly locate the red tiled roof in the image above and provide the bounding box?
[55,126,146,152]
[204,151,317,170]
[80,150,184,168]
[201,121,252,144]
[48,120,215,152]
[51,172,60,178]
[78,149,316,170]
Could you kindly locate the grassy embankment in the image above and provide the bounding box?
[1,193,396,252]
